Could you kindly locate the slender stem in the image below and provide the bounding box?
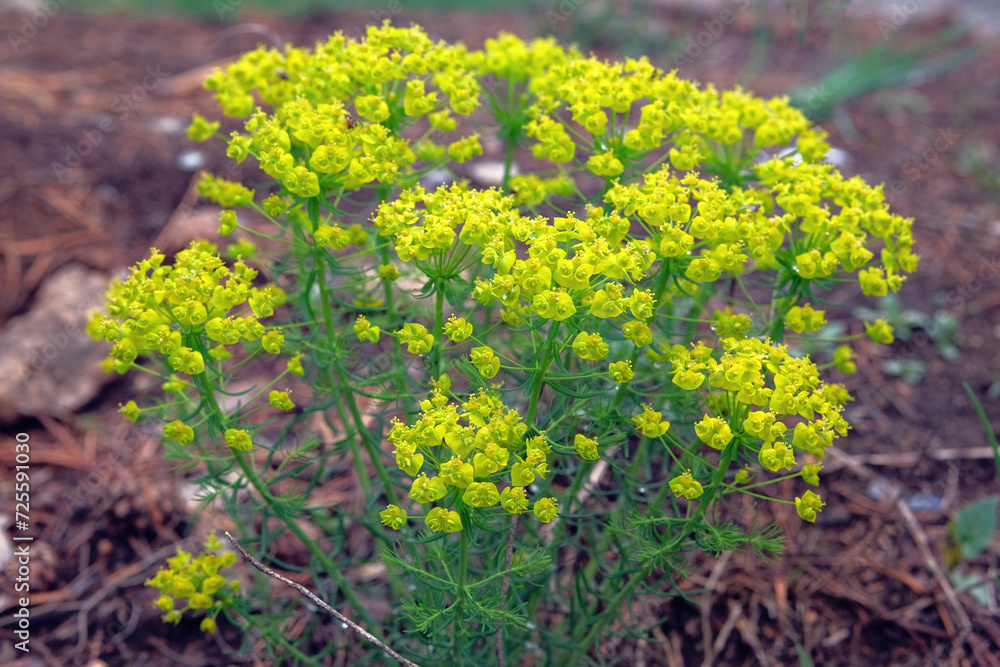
[229,450,379,629]
[525,322,561,426]
[502,130,516,193]
[336,401,372,500]
[562,441,737,666]
[564,567,642,667]
[335,361,399,506]
[188,361,379,633]
[501,76,518,192]
[304,201,398,506]
[452,526,469,664]
[682,446,736,534]
[239,613,325,667]
[433,282,445,379]
[380,242,409,397]
[611,261,673,413]
[494,513,519,667]
[562,460,593,516]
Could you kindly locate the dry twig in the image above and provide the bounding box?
[699,550,731,667]
[827,447,973,642]
[224,532,419,667]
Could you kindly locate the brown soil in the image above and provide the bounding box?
[2,4,1000,666]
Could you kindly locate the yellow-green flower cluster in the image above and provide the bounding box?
[795,490,824,522]
[87,241,285,375]
[633,404,670,438]
[785,303,826,334]
[144,532,240,632]
[606,160,917,300]
[478,32,578,82]
[376,183,661,335]
[380,389,559,533]
[656,330,852,519]
[197,172,255,208]
[202,22,483,193]
[510,35,830,177]
[508,173,575,207]
[669,471,704,499]
[755,158,917,283]
[374,182,517,264]
[374,162,912,376]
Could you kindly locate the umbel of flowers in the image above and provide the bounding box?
[379,388,559,533]
[144,532,240,633]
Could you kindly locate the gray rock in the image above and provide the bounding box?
[0,264,112,421]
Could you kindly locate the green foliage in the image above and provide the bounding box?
[944,385,1000,571]
[950,495,999,561]
[87,22,919,664]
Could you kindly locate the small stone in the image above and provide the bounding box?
[0,265,113,422]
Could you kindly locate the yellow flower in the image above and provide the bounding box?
[380,505,407,530]
[187,113,220,142]
[463,481,501,508]
[574,434,599,461]
[224,428,253,451]
[269,390,295,411]
[572,331,609,361]
[399,322,434,354]
[632,404,670,438]
[795,490,824,522]
[865,319,894,345]
[669,471,703,499]
[119,400,140,423]
[532,497,559,523]
[164,420,195,445]
[425,507,463,533]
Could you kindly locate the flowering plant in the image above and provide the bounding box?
[90,22,915,665]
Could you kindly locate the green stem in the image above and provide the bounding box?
[231,452,379,630]
[562,461,592,516]
[683,446,736,535]
[190,367,381,634]
[305,201,398,506]
[380,242,409,397]
[501,76,519,192]
[433,282,445,379]
[240,612,325,666]
[561,449,736,667]
[452,526,469,664]
[525,322,561,426]
[559,571,642,667]
[502,130,516,193]
[611,260,674,413]
[336,401,373,500]
[335,361,399,506]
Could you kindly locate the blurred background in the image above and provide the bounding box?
[2,1,1000,665]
